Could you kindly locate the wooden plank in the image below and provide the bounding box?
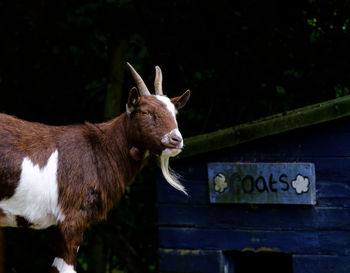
[177,116,350,162]
[317,180,350,198]
[158,249,232,273]
[157,179,350,207]
[200,131,350,159]
[317,178,350,207]
[157,178,350,207]
[157,158,350,206]
[318,197,350,207]
[158,205,350,231]
[208,163,316,205]
[247,132,350,158]
[319,117,350,133]
[293,255,350,273]
[157,179,209,205]
[171,155,350,183]
[180,97,350,158]
[158,228,350,255]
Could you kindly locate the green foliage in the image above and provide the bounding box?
[335,85,350,98]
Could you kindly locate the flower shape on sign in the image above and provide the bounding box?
[291,174,309,195]
[214,173,228,193]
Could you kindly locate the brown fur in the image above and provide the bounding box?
[0,112,148,270]
[0,66,190,271]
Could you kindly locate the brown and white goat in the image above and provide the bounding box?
[0,63,190,273]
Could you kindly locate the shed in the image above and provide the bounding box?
[157,95,350,273]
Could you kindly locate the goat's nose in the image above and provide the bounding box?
[168,131,183,148]
[171,135,183,144]
[162,129,184,148]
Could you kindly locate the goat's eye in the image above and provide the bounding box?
[142,111,150,116]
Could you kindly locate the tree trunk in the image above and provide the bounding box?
[104,39,128,119]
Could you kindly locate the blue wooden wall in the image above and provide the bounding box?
[157,117,350,273]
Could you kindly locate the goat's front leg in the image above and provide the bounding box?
[51,223,85,273]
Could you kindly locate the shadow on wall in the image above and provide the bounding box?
[226,250,293,273]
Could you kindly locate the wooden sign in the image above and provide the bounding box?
[208,163,316,205]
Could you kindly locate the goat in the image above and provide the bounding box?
[0,63,190,273]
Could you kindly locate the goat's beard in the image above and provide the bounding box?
[159,151,187,195]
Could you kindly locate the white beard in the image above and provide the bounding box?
[159,152,187,195]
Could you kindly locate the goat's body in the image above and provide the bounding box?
[0,113,149,272]
[0,113,141,230]
[0,64,190,272]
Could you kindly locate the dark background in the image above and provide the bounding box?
[0,0,350,272]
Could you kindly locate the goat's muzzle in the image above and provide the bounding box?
[161,129,183,156]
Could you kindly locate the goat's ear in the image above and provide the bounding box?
[171,89,191,110]
[127,87,141,114]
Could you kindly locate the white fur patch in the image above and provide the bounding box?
[157,96,183,149]
[52,257,76,273]
[0,150,65,229]
[155,95,177,123]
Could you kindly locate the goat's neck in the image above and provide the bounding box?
[97,113,146,199]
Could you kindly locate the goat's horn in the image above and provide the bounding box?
[154,66,163,95]
[126,62,151,96]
